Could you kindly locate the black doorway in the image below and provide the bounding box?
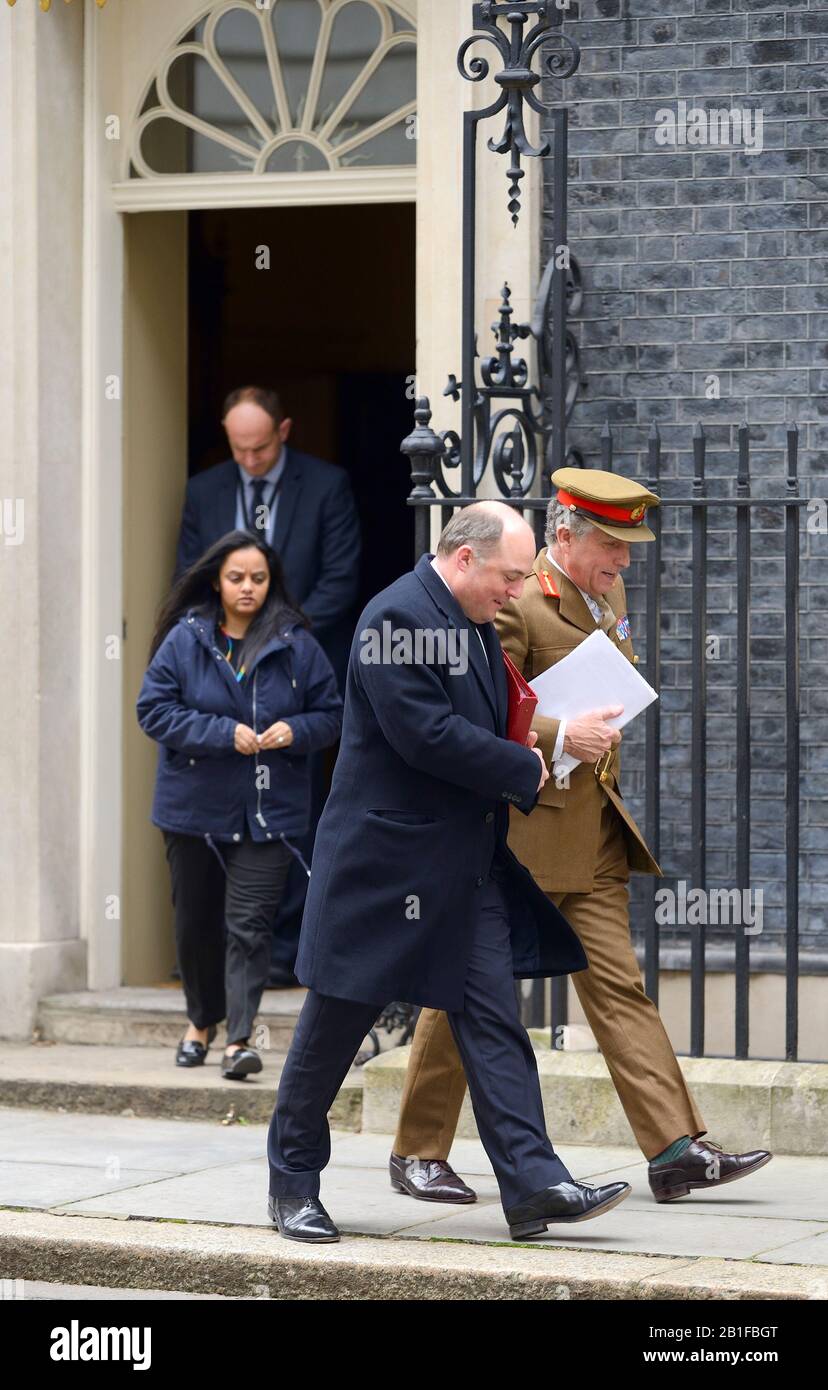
[187,202,416,611]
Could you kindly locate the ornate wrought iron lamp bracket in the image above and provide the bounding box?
[405,2,583,520]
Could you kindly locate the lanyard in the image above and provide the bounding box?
[220,627,247,682]
[238,472,285,535]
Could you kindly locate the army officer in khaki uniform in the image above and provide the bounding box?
[388,469,772,1208]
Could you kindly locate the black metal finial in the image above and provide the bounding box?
[401,398,444,499]
[458,1,580,226]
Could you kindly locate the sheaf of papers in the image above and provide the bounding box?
[529,629,658,777]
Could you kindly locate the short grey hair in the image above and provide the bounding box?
[436,508,504,560]
[544,497,595,550]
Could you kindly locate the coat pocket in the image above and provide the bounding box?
[165,748,198,772]
[367,809,444,826]
[536,778,568,808]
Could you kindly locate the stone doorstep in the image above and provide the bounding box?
[0,1043,363,1131]
[1,1210,825,1302]
[361,1049,828,1158]
[34,988,308,1049]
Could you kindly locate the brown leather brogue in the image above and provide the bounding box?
[389,1153,478,1203]
[649,1139,772,1203]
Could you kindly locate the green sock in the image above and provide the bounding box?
[650,1135,692,1166]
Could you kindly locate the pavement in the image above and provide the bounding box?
[1,1107,827,1300]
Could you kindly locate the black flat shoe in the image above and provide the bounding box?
[506,1180,631,1239]
[267,1195,340,1243]
[175,1024,217,1068]
[221,1046,263,1080]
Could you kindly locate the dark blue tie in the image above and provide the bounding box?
[249,479,268,536]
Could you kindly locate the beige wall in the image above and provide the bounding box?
[0,0,87,1036]
[122,212,189,985]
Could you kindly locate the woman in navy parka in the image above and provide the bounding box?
[137,531,342,1080]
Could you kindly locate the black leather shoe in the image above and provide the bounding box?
[267,1195,340,1243]
[221,1046,263,1080]
[390,1153,477,1203]
[175,1024,217,1067]
[649,1139,772,1203]
[505,1180,631,1239]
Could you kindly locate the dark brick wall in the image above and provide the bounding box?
[540,0,828,954]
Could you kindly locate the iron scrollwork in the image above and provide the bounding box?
[403,1,583,526]
[432,285,543,500]
[532,250,585,423]
[459,1,580,226]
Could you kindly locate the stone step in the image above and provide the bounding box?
[1,1208,823,1302]
[36,987,307,1051]
[361,1046,828,1157]
[0,1041,362,1129]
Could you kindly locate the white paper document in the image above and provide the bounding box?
[529,629,658,777]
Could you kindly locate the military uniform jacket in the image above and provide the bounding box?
[494,549,661,895]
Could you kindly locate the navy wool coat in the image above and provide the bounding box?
[136,614,342,845]
[295,554,588,1011]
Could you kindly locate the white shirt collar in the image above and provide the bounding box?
[430,557,489,664]
[237,445,286,490]
[430,556,453,593]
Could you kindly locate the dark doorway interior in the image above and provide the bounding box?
[188,202,416,611]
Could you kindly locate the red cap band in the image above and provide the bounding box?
[557,488,648,527]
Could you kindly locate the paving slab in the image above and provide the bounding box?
[0,1161,179,1210]
[3,1111,827,1272]
[0,1108,268,1170]
[758,1231,828,1267]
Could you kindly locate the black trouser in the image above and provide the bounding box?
[163,831,292,1045]
[267,869,573,1212]
[270,746,329,973]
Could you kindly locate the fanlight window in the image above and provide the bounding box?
[131,0,416,178]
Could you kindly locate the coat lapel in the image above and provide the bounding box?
[555,569,599,636]
[271,449,304,555]
[215,463,238,541]
[532,550,601,637]
[480,621,507,734]
[596,595,618,637]
[415,556,498,724]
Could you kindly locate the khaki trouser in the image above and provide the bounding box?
[394,803,706,1162]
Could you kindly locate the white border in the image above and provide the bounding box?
[112,165,416,211]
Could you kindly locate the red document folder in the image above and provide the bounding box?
[503,650,538,744]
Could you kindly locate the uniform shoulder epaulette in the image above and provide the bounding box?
[537,569,560,598]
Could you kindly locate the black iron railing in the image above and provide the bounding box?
[404,412,806,1061]
[401,1,807,1062]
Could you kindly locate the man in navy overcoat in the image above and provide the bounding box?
[266,502,632,1242]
